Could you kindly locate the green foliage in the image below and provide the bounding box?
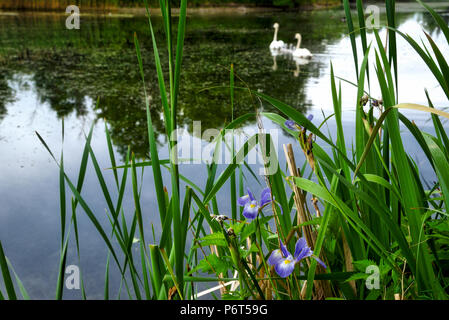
[2,0,449,300]
[189,254,233,275]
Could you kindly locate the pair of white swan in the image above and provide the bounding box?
[270,23,313,59]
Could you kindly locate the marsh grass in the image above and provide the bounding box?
[1,0,449,300]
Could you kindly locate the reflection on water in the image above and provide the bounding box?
[0,3,449,298]
[0,7,447,157]
[0,9,357,158]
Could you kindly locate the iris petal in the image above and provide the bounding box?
[242,200,259,219]
[296,245,313,261]
[267,249,283,266]
[313,255,327,269]
[294,237,307,259]
[260,187,272,207]
[280,242,291,259]
[237,194,250,206]
[274,258,296,278]
[307,114,314,121]
[247,188,255,201]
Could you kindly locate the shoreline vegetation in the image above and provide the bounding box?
[0,1,447,16]
[0,4,342,16]
[0,0,341,12]
[1,0,449,300]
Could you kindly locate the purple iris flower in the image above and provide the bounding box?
[284,115,313,131]
[268,237,326,278]
[237,187,272,220]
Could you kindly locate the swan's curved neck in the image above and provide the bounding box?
[273,27,279,42]
[296,35,302,50]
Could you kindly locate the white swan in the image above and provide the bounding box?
[269,23,285,50]
[292,56,310,77]
[292,33,313,59]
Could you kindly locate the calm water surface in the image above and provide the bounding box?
[0,2,448,298]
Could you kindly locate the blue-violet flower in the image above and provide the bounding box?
[268,237,326,278]
[237,187,272,219]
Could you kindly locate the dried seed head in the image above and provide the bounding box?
[360,94,369,106]
[372,97,383,107]
[212,214,228,223]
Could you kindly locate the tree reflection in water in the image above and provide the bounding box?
[0,8,444,157]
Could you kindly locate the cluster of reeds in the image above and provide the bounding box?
[1,0,449,300]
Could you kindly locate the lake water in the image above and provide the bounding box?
[0,2,448,299]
